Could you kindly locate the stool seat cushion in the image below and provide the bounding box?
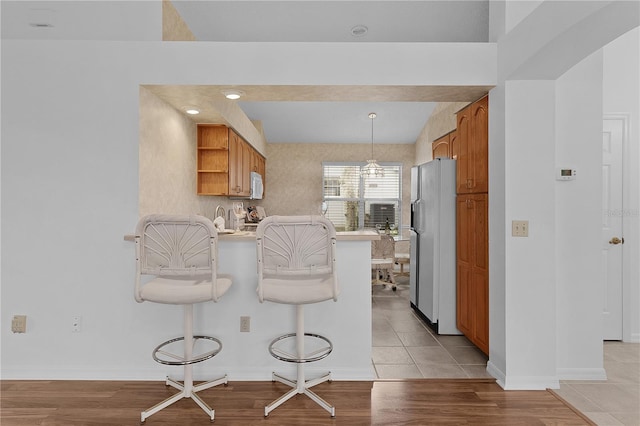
[260,275,336,305]
[140,274,232,305]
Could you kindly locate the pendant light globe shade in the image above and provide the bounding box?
[361,112,384,177]
[362,159,385,177]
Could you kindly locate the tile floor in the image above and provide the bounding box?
[371,276,640,425]
[371,276,491,379]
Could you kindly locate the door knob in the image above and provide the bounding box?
[609,237,623,245]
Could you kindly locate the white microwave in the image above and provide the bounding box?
[250,171,263,200]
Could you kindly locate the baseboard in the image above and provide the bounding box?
[486,361,505,386]
[556,367,607,381]
[500,374,560,390]
[628,333,640,343]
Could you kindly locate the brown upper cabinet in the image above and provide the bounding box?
[450,129,459,162]
[432,131,452,159]
[250,148,266,179]
[197,124,266,196]
[456,96,488,194]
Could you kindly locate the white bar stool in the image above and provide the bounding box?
[134,214,232,423]
[256,215,339,418]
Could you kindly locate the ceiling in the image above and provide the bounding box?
[2,1,492,144]
[172,1,490,43]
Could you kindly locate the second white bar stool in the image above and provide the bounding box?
[256,215,339,417]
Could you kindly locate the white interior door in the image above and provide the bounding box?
[602,117,624,340]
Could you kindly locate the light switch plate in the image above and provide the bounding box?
[12,315,27,333]
[240,316,250,332]
[512,220,529,237]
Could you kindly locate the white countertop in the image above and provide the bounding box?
[219,229,380,241]
[124,229,380,242]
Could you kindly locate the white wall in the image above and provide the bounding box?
[488,1,639,389]
[502,80,558,389]
[555,51,606,380]
[0,38,495,379]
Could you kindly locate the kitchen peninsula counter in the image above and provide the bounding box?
[217,229,380,241]
[124,228,376,381]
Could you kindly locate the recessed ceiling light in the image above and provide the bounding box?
[351,25,368,37]
[222,89,244,100]
[182,105,200,115]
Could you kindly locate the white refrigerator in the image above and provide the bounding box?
[409,158,460,335]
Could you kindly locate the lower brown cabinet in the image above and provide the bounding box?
[456,193,489,355]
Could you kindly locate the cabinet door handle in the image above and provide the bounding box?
[466,179,473,188]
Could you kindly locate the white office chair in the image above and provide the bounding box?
[134,214,232,423]
[371,233,397,291]
[256,215,339,417]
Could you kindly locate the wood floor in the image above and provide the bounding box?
[1,379,594,425]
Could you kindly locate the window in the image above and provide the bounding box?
[323,177,341,197]
[322,162,402,232]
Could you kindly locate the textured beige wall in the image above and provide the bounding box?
[140,87,438,244]
[139,87,229,221]
[263,142,414,246]
[415,102,469,165]
[162,1,196,41]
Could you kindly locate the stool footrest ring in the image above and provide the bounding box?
[152,335,222,366]
[268,333,332,363]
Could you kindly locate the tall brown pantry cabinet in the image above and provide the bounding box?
[455,96,489,355]
[456,193,489,354]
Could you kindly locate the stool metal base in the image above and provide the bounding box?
[266,371,334,417]
[141,305,227,423]
[268,332,332,363]
[152,335,222,365]
[265,308,335,418]
[141,374,228,423]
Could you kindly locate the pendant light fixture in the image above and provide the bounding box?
[361,112,385,178]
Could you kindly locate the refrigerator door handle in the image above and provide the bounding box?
[412,199,422,233]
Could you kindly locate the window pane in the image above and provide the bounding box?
[322,162,401,231]
[363,166,400,199]
[323,178,341,197]
[323,164,361,199]
[323,200,361,232]
[365,201,399,229]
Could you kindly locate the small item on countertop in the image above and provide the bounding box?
[246,206,261,223]
[256,206,267,220]
[384,217,391,235]
[213,216,226,231]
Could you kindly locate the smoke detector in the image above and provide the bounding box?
[350,25,368,37]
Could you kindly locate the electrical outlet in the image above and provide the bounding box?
[240,316,250,333]
[11,315,27,333]
[72,316,82,333]
[512,220,529,237]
